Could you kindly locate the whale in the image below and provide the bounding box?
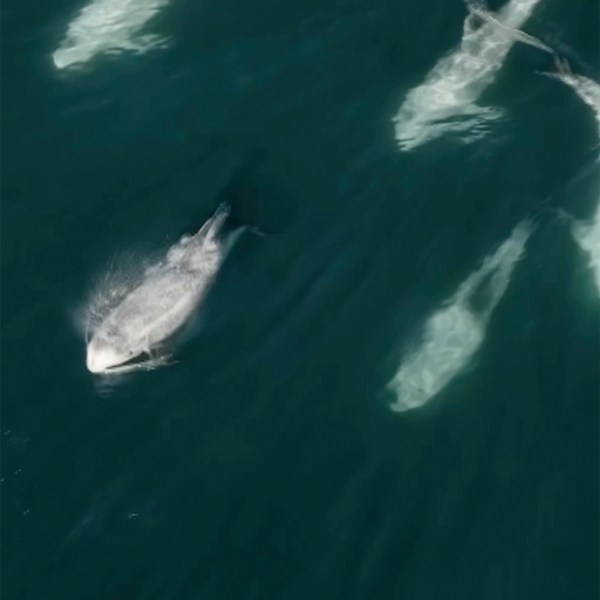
[389,220,532,412]
[393,0,547,151]
[53,0,170,70]
[86,204,233,374]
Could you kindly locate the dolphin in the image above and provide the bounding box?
[86,204,232,373]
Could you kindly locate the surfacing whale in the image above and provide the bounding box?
[86,204,232,374]
[393,0,547,151]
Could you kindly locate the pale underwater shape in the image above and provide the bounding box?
[549,65,600,296]
[573,215,600,295]
[85,206,229,374]
[393,0,544,151]
[53,0,170,69]
[389,221,532,412]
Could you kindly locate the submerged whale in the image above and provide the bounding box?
[389,220,532,412]
[53,0,170,70]
[86,204,232,373]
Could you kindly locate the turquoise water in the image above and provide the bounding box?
[2,0,599,598]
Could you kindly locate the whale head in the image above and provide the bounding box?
[53,45,91,70]
[86,332,138,373]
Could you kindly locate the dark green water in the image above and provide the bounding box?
[2,0,599,598]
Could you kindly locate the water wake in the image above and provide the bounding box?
[393,0,546,151]
[545,59,600,296]
[389,221,532,413]
[53,0,171,70]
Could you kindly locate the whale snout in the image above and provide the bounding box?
[86,347,120,373]
[53,46,91,70]
[86,338,133,373]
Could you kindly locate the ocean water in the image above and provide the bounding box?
[1,0,599,598]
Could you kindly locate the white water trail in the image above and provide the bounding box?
[393,0,545,151]
[546,59,600,296]
[53,0,171,70]
[389,221,532,413]
[84,205,230,374]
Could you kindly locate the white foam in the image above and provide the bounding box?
[53,0,171,70]
[389,221,531,412]
[393,0,544,151]
[549,63,600,295]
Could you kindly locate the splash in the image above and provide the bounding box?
[546,59,600,295]
[393,0,545,151]
[53,0,171,70]
[389,221,532,412]
[84,205,230,374]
